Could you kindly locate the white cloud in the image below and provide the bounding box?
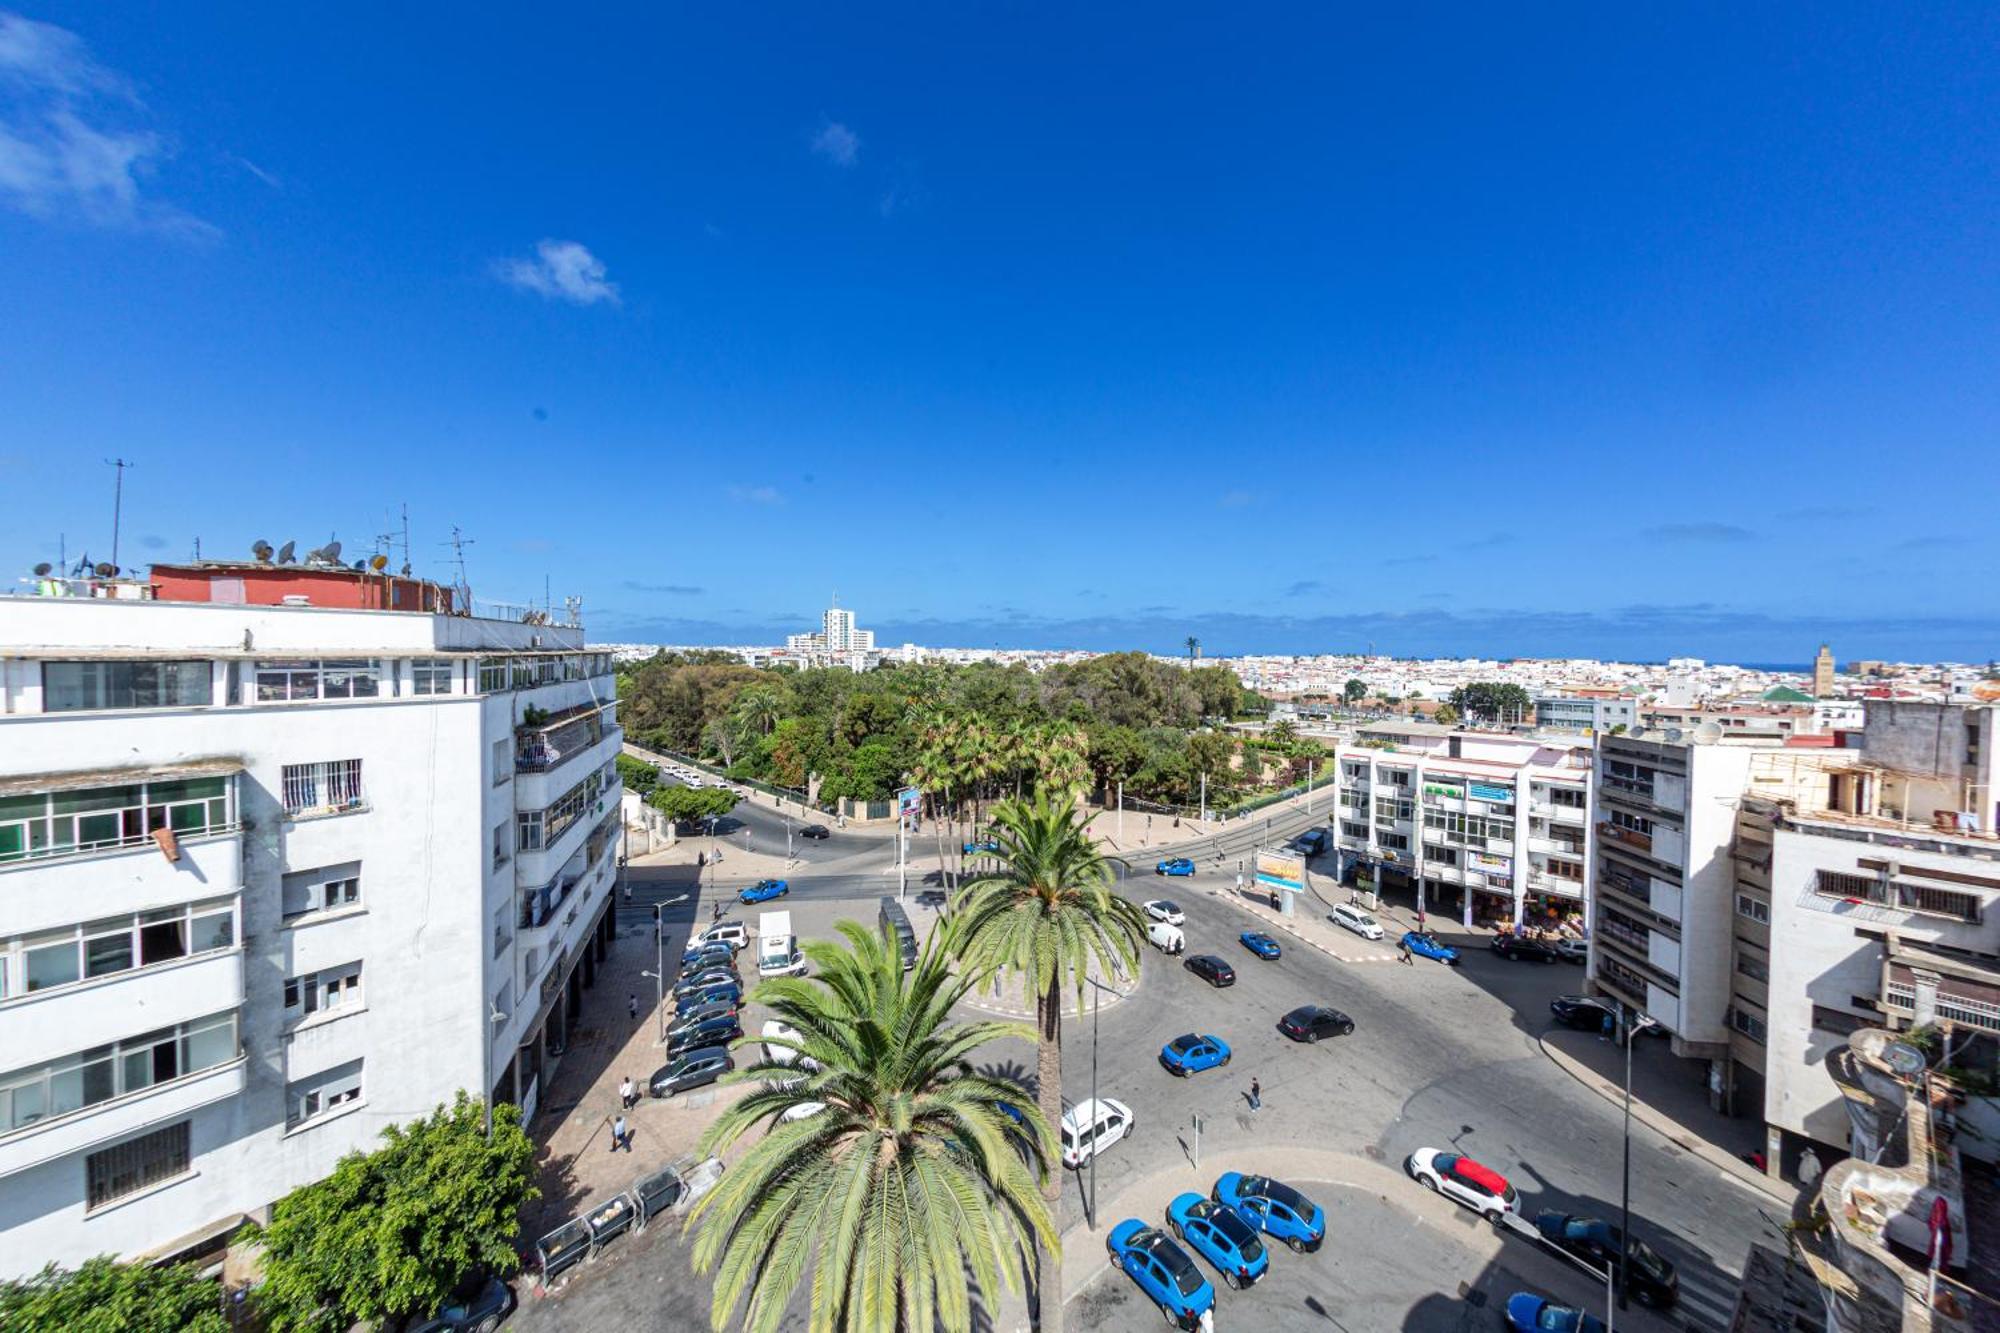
[496,239,620,306]
[810,119,859,168]
[727,485,784,505]
[0,11,214,236]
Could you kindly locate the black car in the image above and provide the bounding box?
[1278,1005,1354,1042]
[1533,1210,1679,1308]
[1184,955,1237,988]
[800,824,831,840]
[666,1000,738,1042]
[673,967,740,1000]
[651,1046,733,1097]
[667,1013,742,1057]
[403,1273,512,1333]
[1492,934,1563,964]
[1549,994,1616,1032]
[674,982,742,1016]
[680,942,735,972]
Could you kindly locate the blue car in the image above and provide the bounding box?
[1506,1293,1606,1332]
[1239,930,1282,960]
[1212,1173,1325,1253]
[1159,1032,1231,1077]
[1156,857,1195,877]
[962,838,1000,855]
[1106,1219,1216,1330]
[739,878,789,904]
[1166,1191,1269,1289]
[1401,930,1460,965]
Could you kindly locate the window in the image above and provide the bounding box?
[86,1121,191,1209]
[1813,869,1982,923]
[519,764,608,852]
[6,900,236,999]
[0,777,234,865]
[43,661,212,712]
[492,902,512,960]
[0,1012,238,1131]
[1421,808,1515,843]
[1374,796,1414,822]
[1609,809,1653,835]
[492,738,511,785]
[254,660,381,703]
[286,1059,364,1129]
[1340,821,1368,839]
[411,659,454,695]
[1378,832,1409,851]
[280,864,361,920]
[1730,1006,1768,1043]
[284,963,362,1020]
[1811,1005,1869,1037]
[1735,953,1770,983]
[1734,893,1770,924]
[1548,787,1588,809]
[516,810,544,853]
[492,821,511,870]
[280,760,364,816]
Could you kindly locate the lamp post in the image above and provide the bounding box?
[642,892,692,1045]
[1084,975,1124,1231]
[482,1005,508,1139]
[1617,1008,1658,1309]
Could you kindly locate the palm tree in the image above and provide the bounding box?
[1184,634,1200,667]
[732,684,786,739]
[690,921,1057,1333]
[949,790,1147,1333]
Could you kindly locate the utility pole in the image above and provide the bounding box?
[897,811,907,903]
[1200,772,1207,825]
[1116,780,1123,844]
[104,458,133,568]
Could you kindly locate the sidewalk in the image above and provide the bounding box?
[1203,881,1401,964]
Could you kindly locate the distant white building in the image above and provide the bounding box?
[0,561,622,1277]
[1533,694,1636,735]
[787,601,875,659]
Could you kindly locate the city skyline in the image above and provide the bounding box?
[3,7,1998,661]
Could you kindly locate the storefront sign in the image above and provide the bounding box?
[1469,851,1511,873]
[1423,783,1463,800]
[1469,782,1514,804]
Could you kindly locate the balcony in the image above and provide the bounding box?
[1527,836,1586,858]
[1526,871,1584,899]
[0,832,241,937]
[516,721,623,813]
[2,949,244,1071]
[0,1056,245,1180]
[515,775,621,890]
[1600,823,1654,856]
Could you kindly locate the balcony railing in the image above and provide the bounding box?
[517,705,619,773]
[1814,870,1983,924]
[1602,824,1653,855]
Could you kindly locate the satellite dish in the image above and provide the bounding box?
[252,540,274,562]
[95,562,117,577]
[322,540,342,562]
[33,562,52,576]
[277,541,297,564]
[1694,721,1725,744]
[351,559,367,570]
[370,553,389,572]
[1663,727,1684,743]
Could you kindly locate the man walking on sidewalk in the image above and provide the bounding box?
[619,1074,636,1110]
[1249,1078,1262,1112]
[628,992,638,1020]
[610,1114,631,1152]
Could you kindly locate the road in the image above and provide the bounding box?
[529,835,1777,1332]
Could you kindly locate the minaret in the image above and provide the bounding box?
[1812,643,1835,698]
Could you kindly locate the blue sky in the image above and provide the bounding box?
[3,6,1996,661]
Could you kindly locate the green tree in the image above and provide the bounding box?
[690,921,1055,1333]
[1343,678,1368,705]
[1184,634,1200,667]
[1446,682,1532,725]
[1239,743,1266,784]
[1433,703,1461,726]
[1267,719,1299,746]
[1186,729,1237,805]
[251,1093,537,1332]
[0,1257,228,1333]
[949,792,1145,1333]
[615,753,660,796]
[648,784,742,826]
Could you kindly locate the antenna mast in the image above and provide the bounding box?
[105,458,133,567]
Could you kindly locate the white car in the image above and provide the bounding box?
[1144,900,1185,926]
[1405,1147,1518,1222]
[1329,902,1384,940]
[1555,937,1589,963]
[1060,1096,1135,1169]
[700,920,749,952]
[779,1100,827,1123]
[760,1019,821,1070]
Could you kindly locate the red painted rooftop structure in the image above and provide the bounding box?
[148,561,457,614]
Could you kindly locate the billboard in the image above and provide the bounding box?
[896,787,922,820]
[1254,848,1306,894]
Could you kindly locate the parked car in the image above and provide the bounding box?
[1106,1220,1216,1330]
[963,838,1000,854]
[1532,1211,1678,1308]
[1492,934,1563,964]
[1156,858,1196,877]
[650,1046,733,1097]
[1148,921,1187,955]
[1549,994,1616,1032]
[759,1018,819,1069]
[700,920,749,952]
[1291,828,1332,857]
[739,878,789,905]
[1405,1148,1518,1221]
[666,1012,742,1056]
[1239,930,1282,960]
[1555,937,1589,963]
[680,941,736,972]
[1166,1192,1269,1289]
[1060,1097,1135,1168]
[666,1000,738,1042]
[1145,899,1186,924]
[403,1273,512,1333]
[1184,954,1236,988]
[673,982,742,1014]
[799,824,831,840]
[1212,1173,1326,1252]
[1277,1005,1354,1042]
[1400,930,1459,964]
[1159,1032,1231,1077]
[1329,902,1385,940]
[673,967,739,1000]
[1505,1293,1607,1333]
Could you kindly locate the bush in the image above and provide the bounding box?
[615,753,659,796]
[0,1258,228,1333]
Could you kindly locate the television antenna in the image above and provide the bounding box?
[440,526,474,584]
[104,458,134,567]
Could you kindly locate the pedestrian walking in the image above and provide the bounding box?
[712,901,725,922]
[628,992,638,1020]
[1600,1009,1615,1043]
[610,1114,630,1152]
[619,1075,636,1110]
[1399,938,1414,965]
[1249,1078,1262,1112]
[1798,1146,1823,1188]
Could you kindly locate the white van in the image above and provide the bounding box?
[1060,1097,1135,1169]
[1330,903,1385,940]
[701,920,750,952]
[1147,921,1185,955]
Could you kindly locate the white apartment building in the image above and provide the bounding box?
[0,561,623,1277]
[785,603,875,658]
[1532,694,1636,735]
[1329,722,1594,931]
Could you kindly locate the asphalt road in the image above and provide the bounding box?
[534,844,1778,1332]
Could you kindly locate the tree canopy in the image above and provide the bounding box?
[0,1257,228,1333]
[647,784,742,826]
[1446,681,1533,724]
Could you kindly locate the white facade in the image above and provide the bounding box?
[1328,724,1594,930]
[0,589,622,1276]
[1533,694,1636,735]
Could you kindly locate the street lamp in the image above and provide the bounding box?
[482,1004,508,1139]
[1617,1007,1659,1309]
[1083,974,1126,1231]
[643,892,692,1045]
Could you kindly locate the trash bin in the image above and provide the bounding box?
[582,1192,638,1254]
[632,1165,684,1228]
[534,1217,591,1286]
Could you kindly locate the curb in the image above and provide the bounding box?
[1204,886,1398,965]
[1535,1033,1795,1204]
